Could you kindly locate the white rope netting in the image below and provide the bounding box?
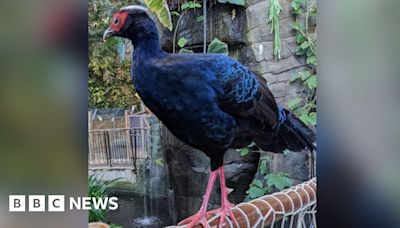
[171,178,317,228]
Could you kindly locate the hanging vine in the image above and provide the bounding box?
[268,0,283,59]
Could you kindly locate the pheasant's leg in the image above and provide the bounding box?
[215,166,239,228]
[178,169,218,228]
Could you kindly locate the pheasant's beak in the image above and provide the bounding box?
[103,27,115,41]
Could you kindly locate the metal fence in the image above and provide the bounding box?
[88,127,150,169]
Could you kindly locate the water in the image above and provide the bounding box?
[131,160,162,228]
[132,216,161,228]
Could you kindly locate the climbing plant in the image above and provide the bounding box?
[171,1,202,53]
[288,0,317,126]
[170,1,229,55]
[268,0,283,59]
[245,155,292,201]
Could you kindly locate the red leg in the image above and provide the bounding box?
[178,169,218,228]
[214,166,239,228]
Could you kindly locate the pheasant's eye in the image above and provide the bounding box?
[114,17,120,24]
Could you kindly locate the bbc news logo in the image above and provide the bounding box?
[9,195,118,212]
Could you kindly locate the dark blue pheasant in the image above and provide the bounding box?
[103,5,315,227]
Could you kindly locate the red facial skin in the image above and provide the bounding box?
[110,11,129,32]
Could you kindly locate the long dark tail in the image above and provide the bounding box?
[254,108,316,153]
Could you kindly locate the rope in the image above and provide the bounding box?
[170,178,316,228]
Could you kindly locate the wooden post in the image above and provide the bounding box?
[125,110,134,167]
[88,111,92,131]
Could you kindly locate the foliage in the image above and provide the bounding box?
[88,174,121,222]
[266,173,292,190]
[89,0,141,108]
[239,147,250,156]
[268,0,283,59]
[172,1,202,53]
[288,0,317,126]
[143,0,173,31]
[245,156,292,201]
[178,37,229,55]
[177,37,188,48]
[154,158,165,166]
[181,1,202,10]
[207,38,229,55]
[218,0,245,6]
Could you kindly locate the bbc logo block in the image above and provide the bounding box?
[8,195,118,212]
[48,195,65,212]
[9,195,26,212]
[28,195,45,212]
[9,195,65,212]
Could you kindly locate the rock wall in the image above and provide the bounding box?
[160,125,259,222]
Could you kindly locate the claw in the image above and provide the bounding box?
[178,211,207,228]
[209,204,239,228]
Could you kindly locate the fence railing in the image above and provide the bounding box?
[88,127,150,169]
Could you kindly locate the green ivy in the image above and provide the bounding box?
[207,38,229,55]
[288,0,317,127]
[177,37,229,55]
[268,0,283,59]
[245,156,292,201]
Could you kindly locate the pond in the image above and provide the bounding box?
[107,191,174,228]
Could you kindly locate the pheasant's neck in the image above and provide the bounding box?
[133,38,164,60]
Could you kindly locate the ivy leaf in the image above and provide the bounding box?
[196,15,204,23]
[300,41,309,49]
[283,149,290,156]
[154,158,164,166]
[305,74,317,89]
[307,55,317,65]
[207,38,229,55]
[306,48,314,57]
[292,22,304,31]
[171,11,180,16]
[177,37,188,48]
[291,71,311,82]
[310,7,317,17]
[179,48,194,53]
[301,71,311,81]
[296,34,306,44]
[246,186,265,199]
[266,173,292,190]
[240,147,250,156]
[308,112,317,126]
[290,72,302,81]
[181,1,201,10]
[143,0,173,31]
[288,98,302,110]
[252,179,263,188]
[295,46,307,55]
[259,159,268,175]
[217,0,245,6]
[290,1,303,14]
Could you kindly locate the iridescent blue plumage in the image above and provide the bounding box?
[104,7,316,227]
[104,6,315,170]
